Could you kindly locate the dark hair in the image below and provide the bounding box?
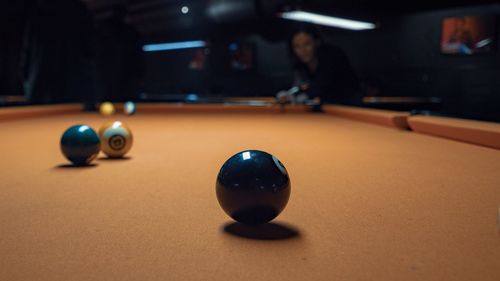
[288,25,322,67]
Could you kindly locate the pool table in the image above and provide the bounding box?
[1,103,499,281]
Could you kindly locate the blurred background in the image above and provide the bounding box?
[1,0,499,121]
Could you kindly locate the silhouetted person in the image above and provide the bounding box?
[21,0,96,104]
[278,26,359,105]
[96,6,143,102]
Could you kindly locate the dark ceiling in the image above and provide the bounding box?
[3,0,499,38]
[81,0,500,14]
[79,0,500,34]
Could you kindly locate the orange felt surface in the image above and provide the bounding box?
[0,111,500,281]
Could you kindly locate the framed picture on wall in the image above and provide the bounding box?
[440,15,497,55]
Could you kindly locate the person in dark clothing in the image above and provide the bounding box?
[278,26,359,105]
[21,0,96,105]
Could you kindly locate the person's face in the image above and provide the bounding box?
[292,32,319,64]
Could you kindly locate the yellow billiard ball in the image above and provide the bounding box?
[98,121,133,158]
[99,102,115,116]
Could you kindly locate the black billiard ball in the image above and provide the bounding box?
[216,150,291,225]
[60,125,101,165]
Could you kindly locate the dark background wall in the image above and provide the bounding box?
[0,1,499,121]
[140,3,500,120]
[325,4,500,121]
[0,2,26,95]
[142,35,292,97]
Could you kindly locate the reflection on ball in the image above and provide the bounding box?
[100,102,115,116]
[98,121,133,158]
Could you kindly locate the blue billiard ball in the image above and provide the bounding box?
[60,125,101,166]
[216,150,291,225]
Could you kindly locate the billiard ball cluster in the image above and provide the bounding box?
[99,101,136,116]
[61,103,292,225]
[60,121,133,166]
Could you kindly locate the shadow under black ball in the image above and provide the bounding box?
[216,150,291,225]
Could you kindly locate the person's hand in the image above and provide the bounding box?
[296,93,308,104]
[276,90,290,104]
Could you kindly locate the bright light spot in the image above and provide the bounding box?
[475,38,492,48]
[112,121,122,129]
[143,40,206,52]
[78,125,90,132]
[280,11,376,31]
[242,151,251,160]
[181,6,189,14]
